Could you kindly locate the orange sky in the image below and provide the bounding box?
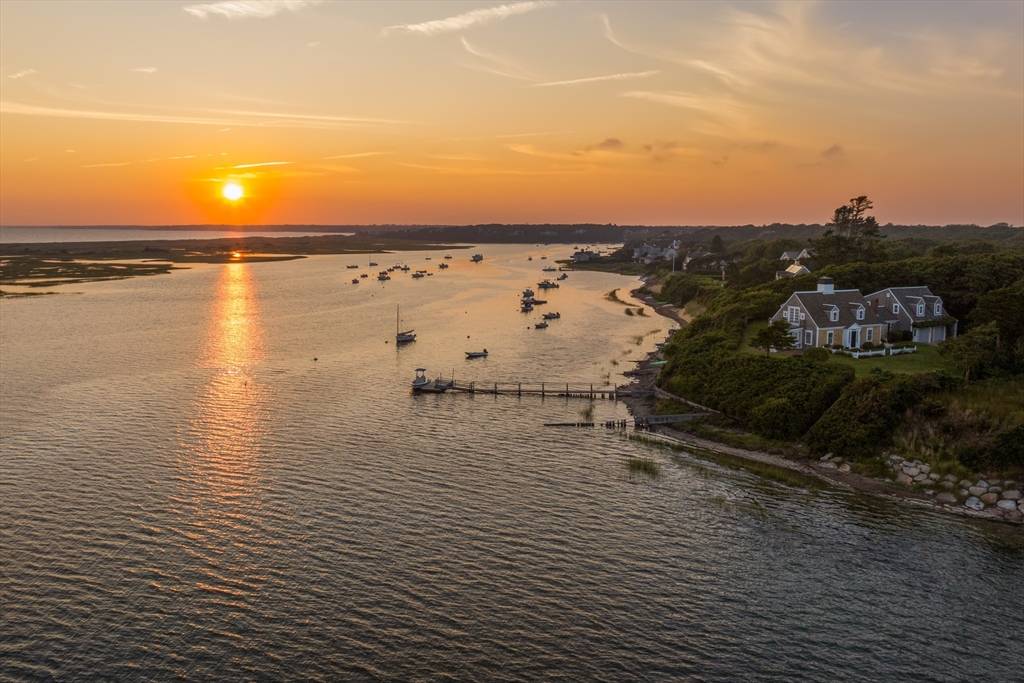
[2,0,1022,226]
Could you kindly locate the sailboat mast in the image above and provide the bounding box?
[396,304,399,335]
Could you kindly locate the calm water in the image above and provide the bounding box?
[0,226,345,243]
[1,245,1021,681]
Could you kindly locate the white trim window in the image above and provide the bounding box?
[826,331,834,345]
[934,302,942,315]
[916,303,925,316]
[829,307,839,322]
[805,330,813,346]
[892,303,899,314]
[786,305,800,321]
[866,328,873,342]
[855,306,865,321]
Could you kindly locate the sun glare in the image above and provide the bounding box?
[222,182,244,202]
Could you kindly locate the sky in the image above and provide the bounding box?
[1,0,1022,226]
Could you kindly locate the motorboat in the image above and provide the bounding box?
[557,273,568,280]
[520,301,534,312]
[542,266,557,272]
[369,261,379,267]
[378,272,391,281]
[425,257,432,261]
[400,265,411,272]
[540,256,547,260]
[471,254,484,262]
[412,368,453,393]
[360,273,368,278]
[412,272,425,279]
[538,280,559,289]
[444,255,453,260]
[347,264,359,269]
[521,287,535,299]
[438,262,449,269]
[465,350,488,359]
[535,321,549,329]
[396,305,416,344]
[351,278,360,284]
[542,312,560,320]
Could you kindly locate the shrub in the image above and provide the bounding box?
[862,341,876,350]
[803,347,830,362]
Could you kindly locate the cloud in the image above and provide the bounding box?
[321,151,388,159]
[642,140,699,163]
[587,138,624,151]
[460,36,535,81]
[533,70,659,88]
[184,0,322,20]
[1,101,407,130]
[820,144,844,160]
[132,67,158,74]
[7,69,37,79]
[81,161,133,168]
[383,1,550,36]
[231,160,292,169]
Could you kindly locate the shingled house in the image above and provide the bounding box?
[769,277,886,350]
[866,286,957,344]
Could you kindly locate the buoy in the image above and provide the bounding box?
[314,357,318,361]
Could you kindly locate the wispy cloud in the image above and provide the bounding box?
[383,1,550,36]
[231,160,292,169]
[460,36,535,81]
[820,144,844,160]
[7,69,37,80]
[1,101,408,130]
[81,161,133,168]
[184,0,322,20]
[131,67,158,74]
[534,70,659,88]
[398,161,581,176]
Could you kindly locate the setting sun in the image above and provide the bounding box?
[221,182,244,202]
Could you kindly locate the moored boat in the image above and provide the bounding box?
[351,278,359,284]
[465,349,488,359]
[471,253,484,262]
[412,368,453,393]
[538,279,559,289]
[534,320,548,329]
[542,311,560,320]
[396,305,416,343]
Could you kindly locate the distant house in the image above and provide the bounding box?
[775,262,811,279]
[779,248,814,262]
[866,287,957,344]
[632,240,680,264]
[769,277,886,349]
[572,249,598,263]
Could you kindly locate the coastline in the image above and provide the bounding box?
[622,282,1024,527]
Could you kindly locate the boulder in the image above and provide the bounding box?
[943,474,957,483]
[820,461,837,470]
[913,473,929,483]
[980,492,999,505]
[1000,490,1022,501]
[902,466,920,477]
[940,481,954,490]
[820,454,832,462]
[1006,510,1022,522]
[968,486,988,497]
[976,480,990,489]
[959,489,969,498]
[987,486,1002,494]
[935,492,958,505]
[919,464,931,474]
[996,499,1018,511]
[927,473,940,481]
[958,479,973,489]
[838,463,851,473]
[964,497,984,511]
[896,472,914,486]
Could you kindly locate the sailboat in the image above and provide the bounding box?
[396,305,416,344]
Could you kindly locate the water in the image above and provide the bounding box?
[1,245,1021,680]
[0,226,347,243]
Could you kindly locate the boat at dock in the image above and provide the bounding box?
[396,305,416,344]
[411,368,453,393]
[520,301,534,312]
[465,350,488,359]
[471,254,484,262]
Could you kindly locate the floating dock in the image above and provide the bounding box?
[446,381,629,400]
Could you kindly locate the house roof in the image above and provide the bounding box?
[866,286,955,323]
[780,250,801,260]
[793,289,882,328]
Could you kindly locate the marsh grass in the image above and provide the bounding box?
[627,457,660,477]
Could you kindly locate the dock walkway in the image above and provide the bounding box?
[447,381,629,400]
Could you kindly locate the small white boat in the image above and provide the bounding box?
[412,368,453,393]
[542,266,557,272]
[471,253,484,262]
[542,312,560,320]
[465,349,488,359]
[521,288,535,299]
[520,301,534,312]
[535,321,548,329]
[557,273,568,280]
[396,305,416,343]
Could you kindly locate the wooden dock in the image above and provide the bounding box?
[447,381,629,400]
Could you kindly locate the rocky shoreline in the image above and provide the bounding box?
[622,284,1024,527]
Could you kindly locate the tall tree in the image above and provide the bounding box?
[940,322,1000,382]
[814,195,884,264]
[750,321,796,357]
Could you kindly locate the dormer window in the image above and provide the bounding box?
[829,308,839,322]
[934,302,941,315]
[855,307,864,321]
[892,303,899,314]
[916,303,925,316]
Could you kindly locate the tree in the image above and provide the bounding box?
[940,322,1000,382]
[710,235,725,253]
[814,195,885,264]
[750,320,796,357]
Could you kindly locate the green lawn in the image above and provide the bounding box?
[826,344,954,377]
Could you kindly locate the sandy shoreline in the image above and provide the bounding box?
[623,284,1023,527]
